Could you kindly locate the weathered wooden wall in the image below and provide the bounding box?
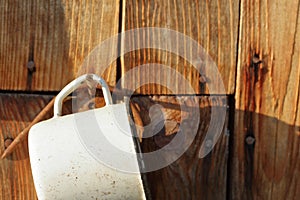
[0,0,120,199]
[231,0,300,199]
[0,94,72,199]
[121,0,239,94]
[130,96,229,199]
[122,1,237,199]
[0,0,119,91]
[0,0,299,200]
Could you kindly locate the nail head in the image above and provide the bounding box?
[252,56,262,65]
[245,135,255,145]
[4,138,13,149]
[199,76,206,83]
[205,139,213,148]
[27,61,35,72]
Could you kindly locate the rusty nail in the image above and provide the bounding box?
[226,105,230,111]
[199,76,207,83]
[252,55,262,65]
[27,61,35,72]
[4,138,13,149]
[225,129,230,136]
[245,135,255,145]
[205,139,213,148]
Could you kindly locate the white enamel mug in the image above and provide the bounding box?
[28,74,146,200]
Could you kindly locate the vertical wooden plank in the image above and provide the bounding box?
[0,0,119,91]
[121,0,239,95]
[0,95,50,199]
[131,96,229,199]
[0,0,31,90]
[232,0,300,199]
[0,94,72,199]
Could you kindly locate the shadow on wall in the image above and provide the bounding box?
[130,96,300,200]
[0,94,299,199]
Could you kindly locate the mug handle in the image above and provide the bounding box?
[53,74,113,117]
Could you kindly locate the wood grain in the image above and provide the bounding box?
[0,94,50,199]
[130,96,229,199]
[121,0,239,95]
[0,0,119,91]
[0,94,72,199]
[231,0,300,199]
